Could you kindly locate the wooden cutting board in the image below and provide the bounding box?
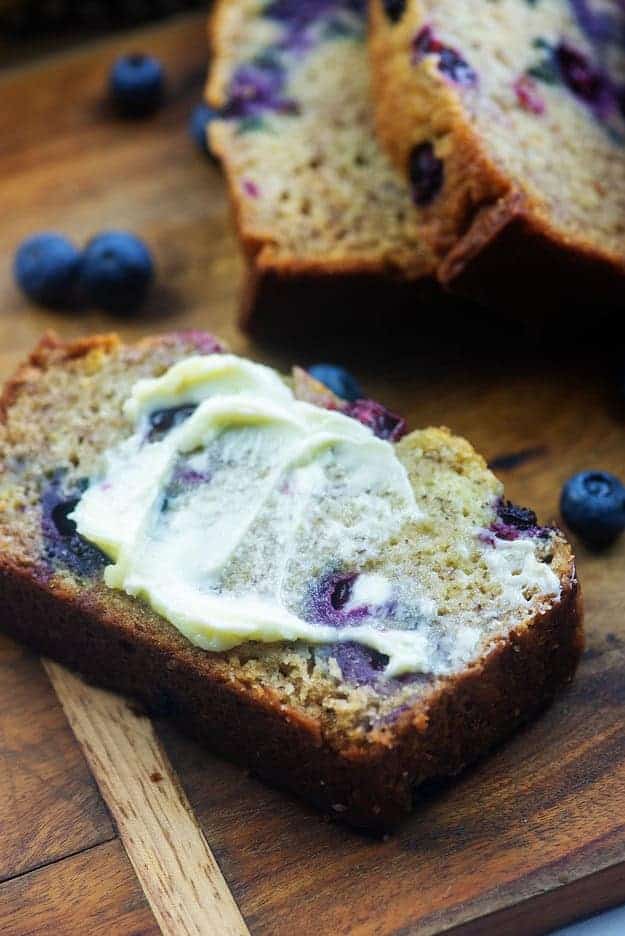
[1,13,624,936]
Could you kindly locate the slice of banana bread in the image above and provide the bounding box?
[0,332,583,831]
[369,0,625,307]
[206,0,438,328]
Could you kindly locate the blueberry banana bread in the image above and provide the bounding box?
[206,0,438,327]
[0,331,583,831]
[369,0,625,307]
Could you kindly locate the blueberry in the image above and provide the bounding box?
[41,476,107,577]
[554,42,614,118]
[14,233,81,307]
[344,399,407,441]
[78,231,154,314]
[408,142,444,206]
[224,60,297,118]
[412,27,477,86]
[560,470,625,547]
[330,574,356,611]
[497,500,538,531]
[109,53,165,117]
[147,404,197,442]
[51,498,79,537]
[331,643,388,686]
[382,0,406,23]
[308,363,362,401]
[437,47,477,86]
[189,103,219,159]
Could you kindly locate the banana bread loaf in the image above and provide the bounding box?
[0,331,583,831]
[206,0,438,328]
[369,0,625,307]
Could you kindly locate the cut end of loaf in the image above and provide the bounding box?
[369,0,625,294]
[207,0,435,283]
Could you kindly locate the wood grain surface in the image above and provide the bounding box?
[1,12,624,936]
[46,662,250,936]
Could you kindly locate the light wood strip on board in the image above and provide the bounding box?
[44,660,250,936]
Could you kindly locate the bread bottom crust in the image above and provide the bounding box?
[0,561,583,833]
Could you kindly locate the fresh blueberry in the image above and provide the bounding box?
[560,470,625,547]
[382,0,406,23]
[408,141,444,206]
[78,231,154,314]
[189,103,219,160]
[308,363,362,401]
[14,233,81,307]
[109,53,165,117]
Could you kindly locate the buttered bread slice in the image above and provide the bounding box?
[0,332,583,830]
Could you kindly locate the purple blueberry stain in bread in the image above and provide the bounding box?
[266,0,366,49]
[170,331,223,355]
[243,178,261,198]
[555,41,616,118]
[480,498,551,543]
[309,571,372,628]
[224,1,367,124]
[344,399,408,441]
[161,460,212,514]
[41,473,108,577]
[412,26,477,87]
[331,642,389,685]
[224,59,298,118]
[408,141,444,206]
[514,74,547,114]
[568,0,618,44]
[527,36,624,136]
[330,572,357,611]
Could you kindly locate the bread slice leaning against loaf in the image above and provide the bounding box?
[206,0,438,329]
[0,331,583,832]
[369,0,625,309]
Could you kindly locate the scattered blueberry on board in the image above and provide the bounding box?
[109,53,165,117]
[560,470,625,548]
[308,363,362,401]
[14,230,154,314]
[14,233,81,307]
[189,102,219,160]
[78,231,155,314]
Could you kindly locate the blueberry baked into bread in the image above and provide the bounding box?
[206,0,437,326]
[0,332,583,831]
[370,0,625,306]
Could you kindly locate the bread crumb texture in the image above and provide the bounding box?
[0,333,573,750]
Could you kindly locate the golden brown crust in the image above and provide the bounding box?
[0,332,121,421]
[0,333,584,831]
[439,192,625,310]
[238,263,443,334]
[0,551,582,832]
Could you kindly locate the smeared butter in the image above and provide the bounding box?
[72,355,432,677]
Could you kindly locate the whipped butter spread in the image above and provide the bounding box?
[72,354,433,677]
[72,354,561,679]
